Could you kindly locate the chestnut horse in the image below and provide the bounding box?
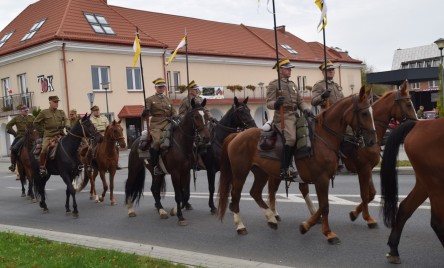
[77,120,126,205]
[218,86,377,244]
[125,99,210,225]
[380,118,444,264]
[16,123,40,201]
[296,80,417,228]
[33,114,101,216]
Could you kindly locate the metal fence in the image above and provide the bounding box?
[0,92,34,112]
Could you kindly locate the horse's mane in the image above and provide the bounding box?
[316,95,353,126]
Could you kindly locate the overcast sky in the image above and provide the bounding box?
[1,0,443,71]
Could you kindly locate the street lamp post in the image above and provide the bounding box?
[101,81,110,121]
[258,82,265,124]
[434,38,444,117]
[350,84,355,95]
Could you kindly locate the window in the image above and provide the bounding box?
[17,73,30,107]
[126,67,142,91]
[173,71,181,92]
[417,61,423,68]
[84,13,115,35]
[426,61,432,68]
[280,44,298,54]
[411,82,420,89]
[166,71,172,93]
[296,76,302,91]
[401,63,408,69]
[21,19,45,41]
[429,80,439,88]
[409,62,416,68]
[0,31,14,47]
[1,78,13,110]
[91,66,110,90]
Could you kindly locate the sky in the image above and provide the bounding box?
[1,0,443,72]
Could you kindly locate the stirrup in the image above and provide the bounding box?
[280,168,297,182]
[39,166,47,176]
[154,165,164,175]
[9,165,16,172]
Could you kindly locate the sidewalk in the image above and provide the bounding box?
[0,224,291,268]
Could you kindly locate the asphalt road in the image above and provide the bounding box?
[0,151,442,268]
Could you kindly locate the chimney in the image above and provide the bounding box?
[276,25,286,33]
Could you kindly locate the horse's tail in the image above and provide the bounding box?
[125,137,146,206]
[380,120,416,228]
[31,155,45,201]
[217,133,238,221]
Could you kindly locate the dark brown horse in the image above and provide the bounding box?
[77,120,126,205]
[296,80,417,228]
[380,118,444,264]
[217,86,377,244]
[16,123,40,201]
[33,114,101,216]
[125,98,210,225]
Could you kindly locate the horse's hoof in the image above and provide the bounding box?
[327,237,341,245]
[210,208,217,215]
[170,208,177,216]
[72,212,79,218]
[237,228,248,235]
[95,199,100,203]
[299,222,309,234]
[368,222,378,229]
[99,197,104,202]
[128,211,137,217]
[43,209,49,214]
[31,199,37,203]
[159,210,169,219]
[267,222,278,230]
[21,193,26,197]
[386,253,401,264]
[89,196,94,200]
[349,211,357,222]
[66,211,72,216]
[185,204,193,210]
[111,201,117,206]
[178,220,188,226]
[275,215,282,222]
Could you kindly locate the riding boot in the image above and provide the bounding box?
[9,153,16,172]
[280,145,297,182]
[39,152,48,176]
[150,148,164,176]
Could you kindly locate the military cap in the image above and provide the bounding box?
[319,60,335,71]
[272,58,295,69]
[153,78,166,87]
[188,80,199,90]
[90,105,99,111]
[69,109,77,114]
[48,95,60,102]
[20,105,29,111]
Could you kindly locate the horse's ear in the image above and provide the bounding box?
[82,113,88,120]
[400,79,408,93]
[243,96,249,104]
[234,96,239,106]
[201,98,207,107]
[117,119,121,124]
[358,85,366,99]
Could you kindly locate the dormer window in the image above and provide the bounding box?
[84,13,115,35]
[281,44,298,55]
[0,31,14,47]
[21,19,46,41]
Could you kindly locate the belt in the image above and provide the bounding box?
[152,114,170,117]
[283,106,296,112]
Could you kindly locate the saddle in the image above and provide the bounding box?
[48,135,62,160]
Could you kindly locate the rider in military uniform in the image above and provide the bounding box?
[68,109,79,128]
[6,105,35,172]
[179,80,213,121]
[33,95,69,176]
[311,60,344,113]
[142,78,177,175]
[266,59,313,181]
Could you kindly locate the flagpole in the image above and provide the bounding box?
[185,32,191,107]
[322,28,330,108]
[271,0,289,197]
[136,28,147,108]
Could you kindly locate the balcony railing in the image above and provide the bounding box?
[0,92,34,112]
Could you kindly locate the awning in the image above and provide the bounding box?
[367,67,439,85]
[118,105,144,118]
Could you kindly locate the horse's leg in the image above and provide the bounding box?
[206,166,217,214]
[38,176,50,213]
[151,175,168,219]
[109,170,117,205]
[65,187,72,215]
[350,168,377,228]
[299,183,316,216]
[430,196,444,247]
[172,173,187,226]
[98,169,108,203]
[230,167,250,235]
[251,168,278,230]
[181,183,193,211]
[268,177,282,221]
[17,165,26,197]
[386,183,428,264]
[91,169,99,202]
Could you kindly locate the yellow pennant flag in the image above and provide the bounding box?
[132,35,141,68]
[315,0,327,31]
[166,36,187,66]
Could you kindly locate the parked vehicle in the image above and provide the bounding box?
[422,111,438,120]
[382,119,399,146]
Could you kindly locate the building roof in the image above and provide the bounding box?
[118,105,144,118]
[0,0,361,65]
[391,44,442,70]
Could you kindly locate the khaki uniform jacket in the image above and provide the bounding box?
[145,93,177,130]
[6,114,35,138]
[33,108,68,138]
[179,95,211,120]
[266,78,309,146]
[311,79,344,113]
[91,115,109,133]
[69,117,79,128]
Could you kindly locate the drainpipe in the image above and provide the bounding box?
[162,49,167,97]
[62,43,70,113]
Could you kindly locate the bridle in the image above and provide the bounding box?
[105,125,125,145]
[373,90,416,129]
[67,119,99,139]
[213,104,255,133]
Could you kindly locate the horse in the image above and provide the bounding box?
[295,80,417,228]
[125,98,210,225]
[33,114,101,216]
[77,120,126,205]
[15,123,40,201]
[380,118,444,264]
[217,86,377,244]
[201,96,257,214]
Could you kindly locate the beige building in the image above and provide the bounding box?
[0,0,363,157]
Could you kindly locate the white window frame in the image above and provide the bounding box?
[84,13,115,35]
[0,31,14,47]
[173,71,181,92]
[1,77,13,109]
[21,19,46,41]
[429,80,439,88]
[91,66,111,91]
[411,82,420,89]
[126,67,142,91]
